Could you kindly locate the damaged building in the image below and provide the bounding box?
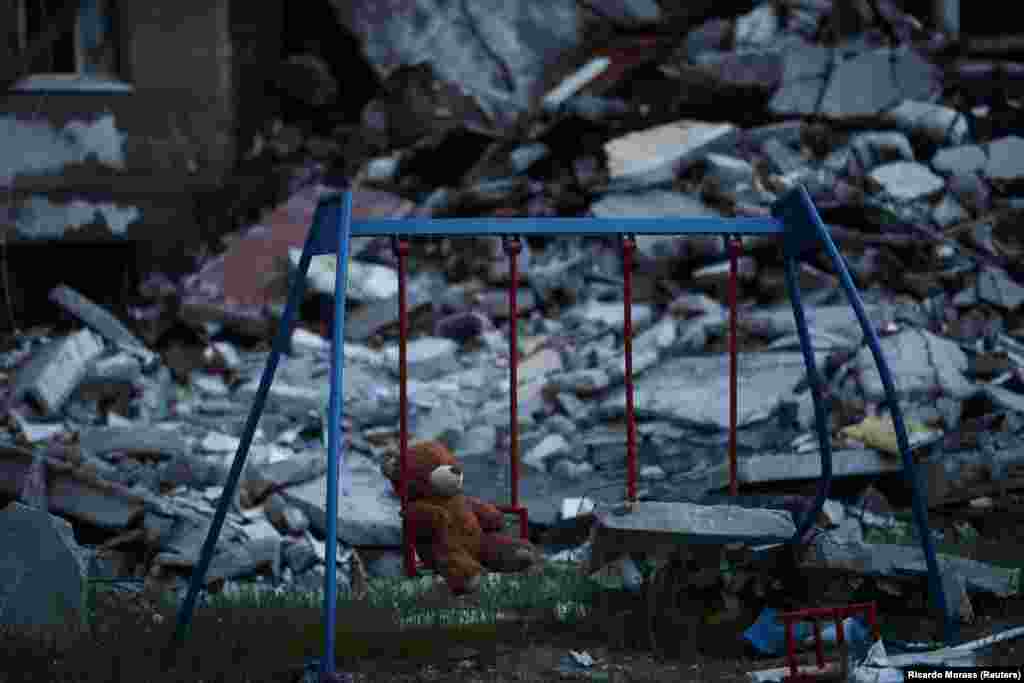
[0,0,381,329]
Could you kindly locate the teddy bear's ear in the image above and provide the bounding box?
[409,440,458,469]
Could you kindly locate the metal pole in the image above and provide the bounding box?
[505,236,522,509]
[622,235,637,504]
[394,237,413,578]
[321,189,353,677]
[164,191,326,669]
[728,236,740,497]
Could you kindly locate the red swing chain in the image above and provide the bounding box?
[728,235,742,497]
[500,236,529,540]
[622,235,638,504]
[392,237,417,577]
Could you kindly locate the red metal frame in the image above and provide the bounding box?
[623,236,638,503]
[778,602,880,681]
[395,231,743,576]
[728,236,741,497]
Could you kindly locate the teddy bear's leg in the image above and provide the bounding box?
[479,533,540,573]
[436,548,485,595]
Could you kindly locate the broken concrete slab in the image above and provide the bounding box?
[330,0,579,132]
[604,120,738,189]
[977,266,1024,311]
[883,100,968,146]
[0,502,87,627]
[588,501,796,570]
[79,426,190,461]
[589,189,716,220]
[769,47,940,121]
[263,492,311,536]
[244,447,329,502]
[382,337,460,381]
[280,451,400,547]
[737,448,903,484]
[803,539,1019,598]
[523,433,571,472]
[984,136,1024,184]
[0,445,146,530]
[869,161,945,201]
[289,249,398,302]
[12,329,105,416]
[345,284,433,341]
[821,50,941,121]
[850,131,915,171]
[48,285,156,366]
[740,304,885,341]
[601,352,825,430]
[931,145,987,177]
[853,329,973,401]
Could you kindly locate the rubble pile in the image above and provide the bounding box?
[3,0,1024,636]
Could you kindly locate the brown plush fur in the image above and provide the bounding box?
[381,440,540,594]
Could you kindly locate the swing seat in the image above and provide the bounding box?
[587,501,797,573]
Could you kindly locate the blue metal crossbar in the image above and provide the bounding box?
[164,185,955,677]
[308,216,786,255]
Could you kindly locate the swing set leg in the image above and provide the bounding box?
[774,186,955,645]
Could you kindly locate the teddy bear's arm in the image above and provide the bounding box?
[465,496,505,532]
[406,499,452,538]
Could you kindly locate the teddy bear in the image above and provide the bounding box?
[381,440,541,594]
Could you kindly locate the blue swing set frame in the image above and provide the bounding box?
[164,184,955,677]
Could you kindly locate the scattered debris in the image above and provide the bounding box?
[5,2,1024,669]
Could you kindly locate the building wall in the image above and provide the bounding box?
[0,0,282,268]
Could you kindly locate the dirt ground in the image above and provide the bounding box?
[6,507,1024,683]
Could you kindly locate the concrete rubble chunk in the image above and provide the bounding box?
[931,193,968,229]
[591,502,796,559]
[984,136,1024,183]
[245,448,329,502]
[734,2,779,46]
[383,337,459,381]
[264,492,311,535]
[603,120,738,189]
[330,0,579,132]
[931,145,987,176]
[289,249,398,302]
[703,153,755,196]
[48,285,156,365]
[279,452,400,547]
[590,190,715,219]
[201,432,241,453]
[869,162,945,201]
[822,52,941,121]
[977,267,1024,310]
[883,100,968,146]
[567,299,653,332]
[602,352,824,430]
[760,138,806,175]
[770,47,939,121]
[80,426,190,461]
[0,502,87,627]
[767,45,831,117]
[853,329,973,401]
[345,285,433,341]
[523,433,571,472]
[12,329,105,416]
[737,448,903,484]
[84,352,143,386]
[850,131,915,171]
[804,540,1019,599]
[0,448,146,529]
